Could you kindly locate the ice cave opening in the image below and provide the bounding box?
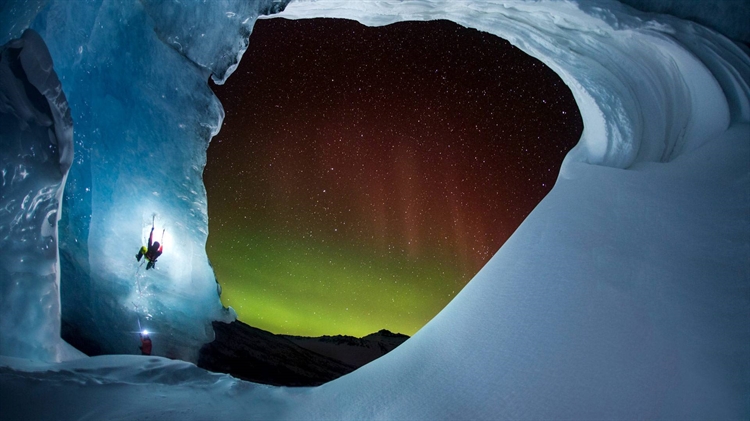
[1,0,748,419]
[203,16,583,339]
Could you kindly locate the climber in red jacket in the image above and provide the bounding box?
[139,331,152,355]
[136,226,163,270]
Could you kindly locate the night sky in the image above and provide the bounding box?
[204,18,582,337]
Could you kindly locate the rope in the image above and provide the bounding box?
[133,301,144,333]
[134,259,145,293]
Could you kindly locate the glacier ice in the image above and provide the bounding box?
[617,0,750,44]
[0,0,749,419]
[0,28,78,362]
[16,0,289,362]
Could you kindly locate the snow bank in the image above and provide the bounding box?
[0,354,287,420]
[267,1,750,418]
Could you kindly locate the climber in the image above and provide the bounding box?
[136,225,163,270]
[139,330,152,356]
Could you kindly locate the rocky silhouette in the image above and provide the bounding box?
[198,321,409,386]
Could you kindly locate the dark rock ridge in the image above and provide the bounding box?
[282,329,410,368]
[198,321,409,386]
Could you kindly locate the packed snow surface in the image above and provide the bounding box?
[0,0,748,419]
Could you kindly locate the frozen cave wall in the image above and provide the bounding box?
[617,0,750,45]
[0,29,73,362]
[1,0,290,362]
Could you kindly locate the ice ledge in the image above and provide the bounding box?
[140,0,292,84]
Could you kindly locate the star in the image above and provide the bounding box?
[204,18,582,337]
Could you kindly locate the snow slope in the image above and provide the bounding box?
[0,0,748,419]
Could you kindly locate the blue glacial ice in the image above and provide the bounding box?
[1,0,291,362]
[0,28,76,362]
[0,0,748,419]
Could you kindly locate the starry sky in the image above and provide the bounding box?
[204,18,582,337]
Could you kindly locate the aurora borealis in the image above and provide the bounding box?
[204,18,582,337]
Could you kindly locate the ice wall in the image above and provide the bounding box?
[617,0,750,44]
[2,0,290,362]
[0,29,73,361]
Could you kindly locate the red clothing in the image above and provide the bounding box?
[145,228,163,261]
[135,227,164,270]
[140,336,152,355]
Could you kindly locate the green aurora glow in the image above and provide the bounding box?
[205,18,581,337]
[210,229,462,337]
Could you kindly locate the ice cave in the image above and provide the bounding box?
[1,0,748,419]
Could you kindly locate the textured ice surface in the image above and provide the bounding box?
[617,0,750,44]
[22,0,290,362]
[0,28,78,362]
[0,0,748,419]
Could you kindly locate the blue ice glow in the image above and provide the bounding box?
[0,28,75,362]
[22,0,288,361]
